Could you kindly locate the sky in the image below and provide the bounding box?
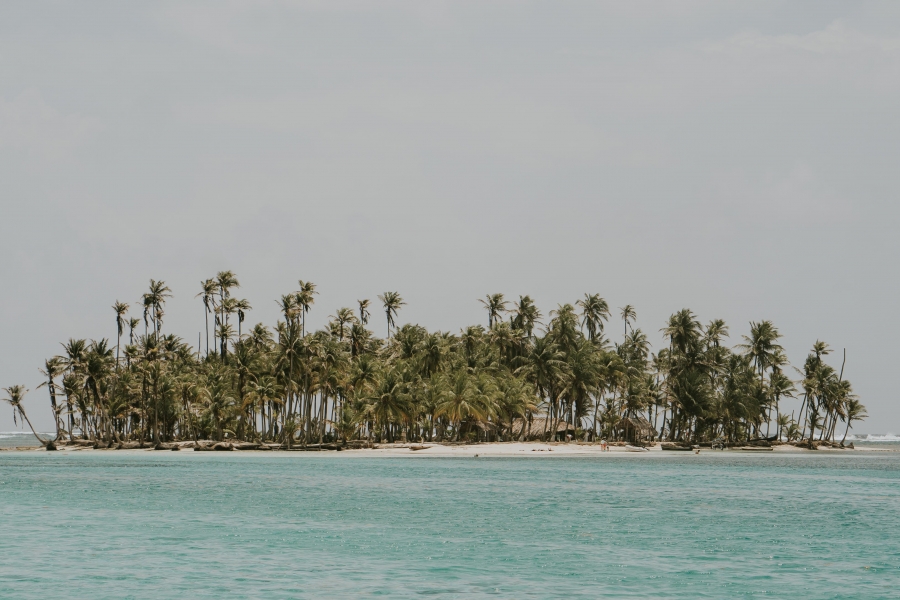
[2,1,899,432]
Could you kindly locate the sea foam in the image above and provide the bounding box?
[843,433,900,442]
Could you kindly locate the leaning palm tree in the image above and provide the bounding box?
[378,291,405,337]
[113,301,129,369]
[3,385,51,448]
[37,357,65,439]
[479,293,507,329]
[840,397,867,446]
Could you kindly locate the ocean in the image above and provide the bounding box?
[0,449,898,598]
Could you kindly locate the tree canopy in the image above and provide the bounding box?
[12,274,864,448]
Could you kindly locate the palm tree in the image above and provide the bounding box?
[737,320,783,435]
[367,368,408,442]
[128,317,140,346]
[235,299,252,339]
[357,299,371,325]
[331,308,356,341]
[217,323,235,359]
[840,397,867,446]
[705,319,729,348]
[143,280,172,339]
[767,354,794,435]
[196,279,218,356]
[434,372,487,441]
[511,295,541,338]
[37,357,65,439]
[774,412,789,440]
[29,277,868,448]
[577,294,610,342]
[738,320,783,384]
[216,270,240,305]
[113,301,129,369]
[378,291,405,337]
[278,294,300,326]
[141,293,152,338]
[3,385,50,447]
[296,280,317,336]
[812,340,832,362]
[348,322,373,358]
[661,309,701,355]
[214,272,240,353]
[620,305,637,340]
[479,293,507,329]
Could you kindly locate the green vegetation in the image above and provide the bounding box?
[10,272,864,447]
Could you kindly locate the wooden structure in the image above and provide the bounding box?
[615,416,655,443]
[511,417,576,441]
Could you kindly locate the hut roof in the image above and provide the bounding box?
[616,415,653,433]
[511,417,575,438]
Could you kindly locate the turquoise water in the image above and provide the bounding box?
[1,452,898,598]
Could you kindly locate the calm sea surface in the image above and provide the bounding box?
[1,449,898,598]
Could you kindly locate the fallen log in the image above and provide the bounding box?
[661,443,692,451]
[232,443,260,451]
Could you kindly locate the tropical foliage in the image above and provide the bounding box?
[11,274,865,447]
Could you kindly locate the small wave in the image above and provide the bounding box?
[0,432,54,439]
[843,433,900,442]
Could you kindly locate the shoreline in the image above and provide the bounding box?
[3,441,895,456]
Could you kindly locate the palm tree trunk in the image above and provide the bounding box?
[17,407,47,446]
[152,373,160,445]
[318,393,327,444]
[46,378,61,440]
[840,418,853,446]
[63,389,75,442]
[798,394,809,439]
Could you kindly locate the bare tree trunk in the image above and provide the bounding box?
[18,407,49,447]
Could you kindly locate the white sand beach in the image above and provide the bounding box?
[8,440,880,456]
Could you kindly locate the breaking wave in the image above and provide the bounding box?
[843,433,900,443]
[0,431,54,440]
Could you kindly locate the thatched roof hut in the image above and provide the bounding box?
[473,421,498,441]
[511,417,575,441]
[615,415,655,442]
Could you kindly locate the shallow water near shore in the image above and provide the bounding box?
[1,451,899,598]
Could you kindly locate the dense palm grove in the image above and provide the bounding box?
[7,272,866,447]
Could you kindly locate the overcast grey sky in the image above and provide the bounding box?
[2,1,899,432]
